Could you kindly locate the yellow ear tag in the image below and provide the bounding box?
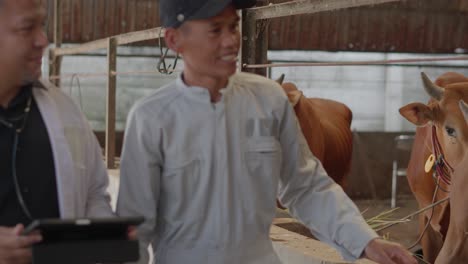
[425,154,435,173]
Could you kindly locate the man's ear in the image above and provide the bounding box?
[399,102,434,126]
[164,28,183,53]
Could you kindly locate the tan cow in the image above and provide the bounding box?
[399,72,468,263]
[280,80,353,188]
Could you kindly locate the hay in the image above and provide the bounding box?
[363,207,410,232]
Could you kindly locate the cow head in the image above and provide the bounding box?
[399,72,468,170]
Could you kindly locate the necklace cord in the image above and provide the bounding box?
[1,96,34,221]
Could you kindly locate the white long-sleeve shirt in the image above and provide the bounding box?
[117,72,378,264]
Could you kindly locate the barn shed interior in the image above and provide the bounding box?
[35,0,468,263]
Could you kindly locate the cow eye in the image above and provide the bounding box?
[445,126,457,137]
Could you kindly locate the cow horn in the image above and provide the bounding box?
[275,74,285,85]
[421,72,444,101]
[460,100,468,121]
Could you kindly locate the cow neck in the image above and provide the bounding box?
[431,125,454,186]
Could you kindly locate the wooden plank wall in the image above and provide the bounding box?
[40,0,468,53]
[267,0,468,53]
[41,0,160,46]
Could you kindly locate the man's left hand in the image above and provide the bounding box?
[363,238,418,264]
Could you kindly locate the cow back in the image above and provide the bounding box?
[292,94,326,162]
[283,85,353,188]
[306,98,353,187]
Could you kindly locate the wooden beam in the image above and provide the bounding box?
[105,38,117,169]
[247,0,403,20]
[53,27,165,57]
[116,27,165,46]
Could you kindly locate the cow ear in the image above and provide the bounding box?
[399,102,434,126]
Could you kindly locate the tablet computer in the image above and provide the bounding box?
[22,216,144,243]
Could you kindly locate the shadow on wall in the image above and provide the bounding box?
[347,132,414,200]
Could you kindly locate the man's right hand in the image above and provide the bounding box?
[0,224,42,264]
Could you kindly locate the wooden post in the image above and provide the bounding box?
[48,49,56,83]
[106,38,117,169]
[49,0,62,87]
[241,1,268,76]
[241,9,256,74]
[254,0,269,77]
[254,18,268,77]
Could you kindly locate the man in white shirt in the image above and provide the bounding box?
[0,0,113,263]
[117,1,417,264]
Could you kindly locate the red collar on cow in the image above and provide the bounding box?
[431,125,454,186]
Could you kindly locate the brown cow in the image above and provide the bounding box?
[280,81,353,188]
[399,72,468,263]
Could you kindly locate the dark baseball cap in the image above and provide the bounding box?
[160,0,257,28]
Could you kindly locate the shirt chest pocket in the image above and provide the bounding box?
[245,136,281,157]
[244,137,282,181]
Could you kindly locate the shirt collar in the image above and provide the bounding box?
[176,73,235,103]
